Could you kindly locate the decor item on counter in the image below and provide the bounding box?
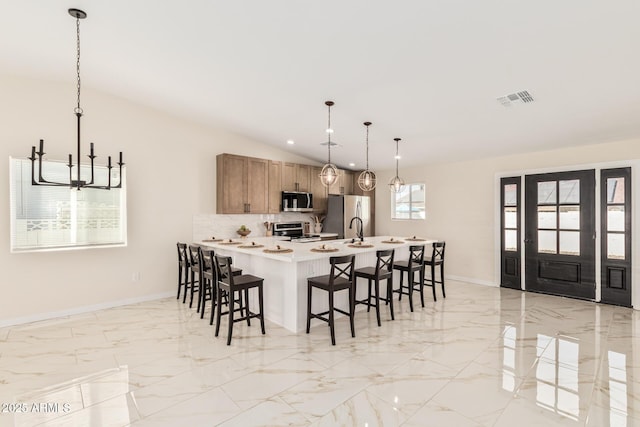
[219,239,242,245]
[264,244,294,254]
[263,221,273,237]
[310,215,325,233]
[382,237,404,244]
[405,236,427,242]
[311,244,339,253]
[348,242,375,248]
[28,9,124,190]
[238,241,264,249]
[357,122,377,192]
[202,236,222,242]
[388,138,405,193]
[237,225,251,237]
[319,101,339,187]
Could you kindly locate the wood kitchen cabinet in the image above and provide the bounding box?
[268,160,282,213]
[282,162,311,192]
[310,166,328,213]
[328,169,355,195]
[216,154,269,214]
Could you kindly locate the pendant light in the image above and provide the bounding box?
[319,101,339,187]
[388,138,405,193]
[357,122,377,192]
[28,8,124,190]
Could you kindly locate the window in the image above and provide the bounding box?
[391,183,425,220]
[10,158,127,252]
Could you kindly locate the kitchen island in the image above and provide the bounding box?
[202,236,435,332]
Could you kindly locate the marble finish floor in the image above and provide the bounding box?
[1,280,639,426]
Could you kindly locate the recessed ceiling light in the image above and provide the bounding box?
[349,162,356,167]
[286,140,295,145]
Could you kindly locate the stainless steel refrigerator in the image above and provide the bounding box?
[324,195,372,239]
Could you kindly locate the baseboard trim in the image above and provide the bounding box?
[446,275,498,287]
[0,292,175,328]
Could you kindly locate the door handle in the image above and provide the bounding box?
[524,239,533,244]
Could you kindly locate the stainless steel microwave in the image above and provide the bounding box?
[281,191,313,212]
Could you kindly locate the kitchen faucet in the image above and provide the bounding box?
[349,216,364,242]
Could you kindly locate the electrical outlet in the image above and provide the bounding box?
[132,272,141,282]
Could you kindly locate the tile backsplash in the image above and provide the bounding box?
[193,213,312,242]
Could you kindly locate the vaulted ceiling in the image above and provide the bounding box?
[2,1,640,170]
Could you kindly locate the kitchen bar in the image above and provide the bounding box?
[202,236,435,332]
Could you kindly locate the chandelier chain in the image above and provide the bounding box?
[75,15,82,114]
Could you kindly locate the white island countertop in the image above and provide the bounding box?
[200,235,437,333]
[201,236,434,263]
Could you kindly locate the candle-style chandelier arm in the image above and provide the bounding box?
[27,8,124,191]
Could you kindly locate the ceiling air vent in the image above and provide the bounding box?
[497,90,534,107]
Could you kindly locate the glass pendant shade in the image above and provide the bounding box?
[319,163,339,186]
[357,121,377,192]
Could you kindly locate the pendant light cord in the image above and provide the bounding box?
[327,103,332,164]
[365,124,370,170]
[395,139,399,177]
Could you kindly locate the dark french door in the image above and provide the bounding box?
[500,177,521,289]
[601,168,632,307]
[524,170,596,300]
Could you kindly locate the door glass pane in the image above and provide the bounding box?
[559,206,580,230]
[504,184,518,206]
[538,181,557,204]
[607,177,625,203]
[607,206,625,232]
[559,180,580,204]
[538,206,557,229]
[559,231,580,256]
[505,207,518,228]
[505,230,517,251]
[538,230,557,254]
[608,233,625,260]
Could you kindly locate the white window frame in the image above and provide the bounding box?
[391,182,426,220]
[9,157,127,252]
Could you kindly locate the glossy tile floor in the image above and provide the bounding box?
[1,280,639,426]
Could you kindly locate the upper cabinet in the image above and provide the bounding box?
[268,160,282,214]
[310,166,328,213]
[328,169,355,196]
[216,154,269,214]
[283,162,311,192]
[216,153,355,214]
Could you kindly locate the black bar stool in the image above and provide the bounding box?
[423,241,446,301]
[306,255,356,345]
[354,249,395,326]
[392,245,425,312]
[187,245,202,309]
[176,243,190,303]
[199,247,243,321]
[214,255,265,345]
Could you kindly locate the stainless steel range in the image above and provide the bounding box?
[273,222,321,243]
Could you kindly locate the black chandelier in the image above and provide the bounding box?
[28,8,124,190]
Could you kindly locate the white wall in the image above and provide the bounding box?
[376,139,640,293]
[0,74,315,326]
